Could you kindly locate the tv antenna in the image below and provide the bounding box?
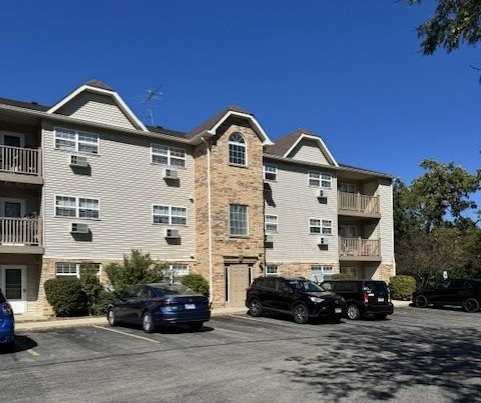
[143,86,162,125]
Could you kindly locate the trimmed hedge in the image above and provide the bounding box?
[389,275,416,301]
[44,277,88,316]
[181,274,209,296]
[331,273,356,280]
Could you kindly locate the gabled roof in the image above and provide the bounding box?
[265,129,338,166]
[0,97,49,112]
[47,79,148,132]
[187,105,273,145]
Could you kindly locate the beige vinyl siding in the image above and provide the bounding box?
[286,139,331,165]
[55,92,137,130]
[264,161,338,263]
[378,179,394,264]
[41,122,196,261]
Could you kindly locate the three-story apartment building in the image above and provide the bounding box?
[0,80,395,316]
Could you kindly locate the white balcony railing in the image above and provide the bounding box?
[338,192,379,214]
[339,237,380,257]
[0,217,42,246]
[0,145,41,176]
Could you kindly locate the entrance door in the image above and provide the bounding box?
[1,266,27,314]
[227,264,250,307]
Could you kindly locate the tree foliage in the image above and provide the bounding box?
[105,249,167,296]
[408,0,481,54]
[79,264,104,316]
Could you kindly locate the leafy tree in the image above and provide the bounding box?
[408,0,481,54]
[105,249,167,296]
[79,264,104,316]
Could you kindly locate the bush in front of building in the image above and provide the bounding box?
[181,274,209,296]
[44,277,88,317]
[93,290,115,316]
[389,275,416,300]
[80,264,105,316]
[105,249,168,296]
[331,273,356,280]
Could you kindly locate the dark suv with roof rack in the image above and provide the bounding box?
[320,279,394,320]
[245,276,346,324]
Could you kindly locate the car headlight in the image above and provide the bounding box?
[309,296,325,303]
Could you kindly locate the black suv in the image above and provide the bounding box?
[320,280,394,320]
[412,279,481,312]
[245,276,346,324]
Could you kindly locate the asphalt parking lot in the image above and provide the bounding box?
[1,305,481,403]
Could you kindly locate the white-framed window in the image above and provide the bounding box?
[56,262,101,278]
[265,265,279,277]
[55,195,100,219]
[265,215,278,232]
[310,265,333,282]
[151,144,186,167]
[54,128,99,154]
[152,205,187,225]
[339,183,357,193]
[167,264,189,283]
[263,164,277,181]
[341,267,358,278]
[230,204,248,237]
[308,171,332,188]
[228,132,246,166]
[309,218,332,235]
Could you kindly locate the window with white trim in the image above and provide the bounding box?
[265,265,279,277]
[151,144,186,167]
[309,171,332,188]
[263,164,277,181]
[153,205,187,225]
[228,132,246,166]
[55,196,100,219]
[309,219,332,235]
[339,182,357,193]
[167,264,189,283]
[310,265,333,282]
[265,215,278,232]
[56,263,101,278]
[55,128,99,154]
[230,204,248,237]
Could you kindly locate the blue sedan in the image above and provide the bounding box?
[107,283,210,333]
[0,289,15,352]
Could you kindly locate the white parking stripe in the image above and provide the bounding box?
[93,325,160,343]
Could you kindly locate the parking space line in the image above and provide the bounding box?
[93,325,160,343]
[14,340,40,356]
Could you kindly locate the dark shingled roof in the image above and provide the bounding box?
[265,128,319,157]
[0,97,50,112]
[146,125,187,138]
[85,79,115,92]
[186,104,253,138]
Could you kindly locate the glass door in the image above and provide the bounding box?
[1,266,26,314]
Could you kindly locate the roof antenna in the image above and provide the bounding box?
[143,86,162,125]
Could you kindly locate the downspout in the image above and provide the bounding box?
[201,136,214,303]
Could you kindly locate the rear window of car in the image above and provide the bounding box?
[329,281,357,292]
[288,279,324,292]
[153,284,198,296]
[363,281,388,293]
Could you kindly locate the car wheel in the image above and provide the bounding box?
[374,314,388,320]
[463,298,480,313]
[248,298,263,317]
[189,322,204,331]
[347,304,361,320]
[292,304,309,324]
[142,312,154,333]
[414,295,428,308]
[107,308,117,327]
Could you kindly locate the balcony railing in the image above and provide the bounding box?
[338,192,379,214]
[0,145,41,176]
[339,237,380,257]
[0,217,42,246]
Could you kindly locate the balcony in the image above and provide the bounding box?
[338,192,380,217]
[339,237,381,261]
[0,217,43,254]
[0,145,42,184]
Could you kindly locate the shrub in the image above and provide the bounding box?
[93,290,115,316]
[105,249,168,296]
[44,277,87,317]
[389,275,416,300]
[331,273,356,280]
[181,274,209,296]
[80,264,104,316]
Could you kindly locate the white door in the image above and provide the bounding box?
[1,266,27,314]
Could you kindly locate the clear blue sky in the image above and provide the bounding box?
[1,1,480,189]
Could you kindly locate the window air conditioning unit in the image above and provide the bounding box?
[317,237,329,246]
[164,228,180,239]
[70,222,89,234]
[265,234,274,243]
[317,189,327,198]
[70,155,88,167]
[163,168,179,179]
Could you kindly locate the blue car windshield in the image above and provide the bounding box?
[288,280,325,293]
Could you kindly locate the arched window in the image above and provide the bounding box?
[228,132,246,166]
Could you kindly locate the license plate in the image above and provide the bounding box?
[335,308,342,314]
[378,298,384,302]
[185,304,196,310]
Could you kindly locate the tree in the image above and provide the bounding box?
[105,249,167,295]
[80,264,104,316]
[408,0,481,55]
